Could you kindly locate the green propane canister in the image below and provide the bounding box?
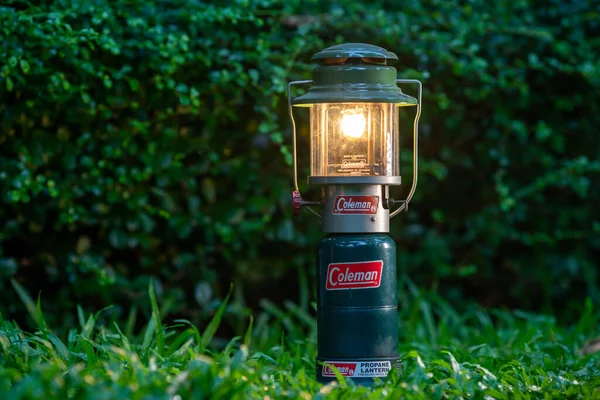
[287,43,422,384]
[317,233,399,383]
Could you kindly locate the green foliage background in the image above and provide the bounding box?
[1,0,599,326]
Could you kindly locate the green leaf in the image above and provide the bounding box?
[201,178,216,204]
[19,59,31,74]
[128,78,140,91]
[5,76,14,92]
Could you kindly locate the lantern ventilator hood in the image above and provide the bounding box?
[292,43,418,107]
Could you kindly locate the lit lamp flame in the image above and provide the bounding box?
[340,111,366,138]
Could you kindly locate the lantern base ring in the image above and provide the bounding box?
[308,176,401,186]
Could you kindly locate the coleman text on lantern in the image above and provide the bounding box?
[287,43,422,384]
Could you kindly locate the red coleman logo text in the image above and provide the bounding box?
[322,362,356,377]
[322,361,392,378]
[326,260,383,290]
[332,196,379,215]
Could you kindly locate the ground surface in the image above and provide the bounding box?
[0,281,598,399]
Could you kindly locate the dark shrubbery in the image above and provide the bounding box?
[1,0,599,327]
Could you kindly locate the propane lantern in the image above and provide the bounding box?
[287,43,422,384]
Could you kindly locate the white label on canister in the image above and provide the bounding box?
[322,361,392,378]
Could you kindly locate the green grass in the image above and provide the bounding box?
[1,279,599,399]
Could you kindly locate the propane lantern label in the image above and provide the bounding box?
[321,361,392,378]
[326,260,383,290]
[332,195,379,215]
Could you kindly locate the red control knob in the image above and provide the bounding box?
[292,190,302,216]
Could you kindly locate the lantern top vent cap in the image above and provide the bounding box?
[311,43,398,61]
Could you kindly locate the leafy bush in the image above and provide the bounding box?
[1,0,599,324]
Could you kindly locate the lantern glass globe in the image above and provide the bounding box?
[309,103,398,178]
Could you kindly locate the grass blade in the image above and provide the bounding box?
[36,294,48,331]
[201,284,233,351]
[112,322,131,352]
[142,315,156,352]
[172,319,201,351]
[77,305,86,329]
[80,314,96,340]
[243,315,253,348]
[11,279,45,329]
[125,305,137,338]
[44,331,70,362]
[148,279,164,356]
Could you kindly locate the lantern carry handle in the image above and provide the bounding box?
[287,80,321,218]
[390,79,422,218]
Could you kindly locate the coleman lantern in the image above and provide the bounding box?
[287,43,422,384]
